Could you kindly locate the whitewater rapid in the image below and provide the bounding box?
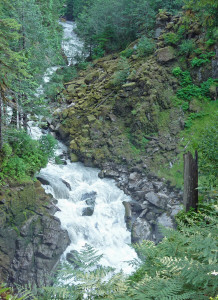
[30,21,137,274]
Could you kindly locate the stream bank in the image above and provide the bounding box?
[0,181,70,287]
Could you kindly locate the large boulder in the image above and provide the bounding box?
[145,191,168,209]
[156,46,175,63]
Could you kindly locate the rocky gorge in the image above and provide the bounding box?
[46,12,216,244]
[0,9,217,291]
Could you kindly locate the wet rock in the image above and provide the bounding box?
[81,192,97,216]
[61,179,72,191]
[81,192,97,206]
[82,206,95,216]
[36,175,50,186]
[66,250,80,268]
[123,201,132,230]
[56,124,69,141]
[131,218,151,243]
[70,153,79,162]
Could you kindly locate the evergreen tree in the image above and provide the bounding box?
[0,0,28,148]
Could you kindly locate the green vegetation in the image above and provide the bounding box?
[65,0,183,59]
[0,130,57,183]
[36,200,217,299]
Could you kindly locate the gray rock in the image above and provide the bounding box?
[155,213,174,242]
[155,27,163,38]
[171,204,183,217]
[61,179,72,191]
[36,176,50,185]
[129,172,140,181]
[82,207,94,216]
[131,218,151,243]
[145,191,167,209]
[66,250,80,268]
[123,201,132,230]
[130,201,144,213]
[145,211,156,222]
[81,191,97,206]
[156,46,175,63]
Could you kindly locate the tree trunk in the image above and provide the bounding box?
[183,151,198,212]
[23,112,28,131]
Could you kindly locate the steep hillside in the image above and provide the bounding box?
[53,11,217,187]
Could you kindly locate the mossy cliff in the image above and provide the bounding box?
[0,181,70,287]
[53,11,217,187]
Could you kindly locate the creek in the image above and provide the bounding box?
[30,21,137,275]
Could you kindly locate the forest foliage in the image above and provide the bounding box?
[0,0,64,182]
[0,0,217,298]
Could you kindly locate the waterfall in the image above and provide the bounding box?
[30,21,137,275]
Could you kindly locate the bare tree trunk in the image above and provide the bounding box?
[183,151,198,212]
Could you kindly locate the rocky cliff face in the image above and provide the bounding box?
[0,181,70,287]
[46,11,216,243]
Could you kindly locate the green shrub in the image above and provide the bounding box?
[181,101,189,111]
[177,85,202,100]
[205,39,216,46]
[112,57,130,86]
[92,45,105,59]
[179,39,195,56]
[191,51,215,67]
[0,130,57,182]
[172,67,192,86]
[184,112,206,128]
[163,32,180,45]
[201,78,217,98]
[136,36,155,57]
[120,48,134,58]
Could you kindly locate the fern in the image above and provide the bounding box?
[38,205,217,300]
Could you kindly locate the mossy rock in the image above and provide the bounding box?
[156,46,175,63]
[84,71,100,84]
[70,153,79,162]
[87,115,96,123]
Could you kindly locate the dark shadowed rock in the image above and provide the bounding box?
[82,206,94,216]
[61,179,72,191]
[66,250,80,268]
[36,176,50,185]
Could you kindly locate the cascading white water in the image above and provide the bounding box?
[40,148,137,273]
[61,21,84,65]
[30,21,137,275]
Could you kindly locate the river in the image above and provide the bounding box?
[30,21,137,276]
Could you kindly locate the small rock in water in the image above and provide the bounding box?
[81,191,97,216]
[82,206,95,216]
[61,179,72,191]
